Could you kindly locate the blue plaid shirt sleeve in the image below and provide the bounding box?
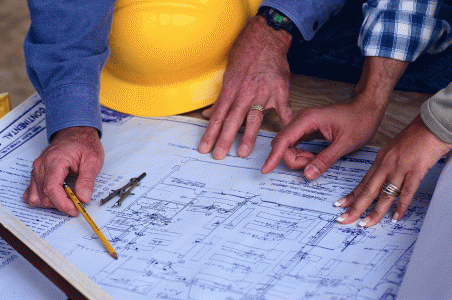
[358,0,452,62]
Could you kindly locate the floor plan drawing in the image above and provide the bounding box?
[60,153,437,300]
[0,95,444,299]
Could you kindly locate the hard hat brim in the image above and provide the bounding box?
[99,66,224,117]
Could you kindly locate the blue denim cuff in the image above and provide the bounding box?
[259,0,346,41]
[44,84,102,142]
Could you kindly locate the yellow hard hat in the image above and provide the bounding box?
[100,0,260,117]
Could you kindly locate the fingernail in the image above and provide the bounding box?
[358,217,369,227]
[237,145,249,157]
[392,212,399,223]
[213,147,226,160]
[199,142,208,153]
[68,210,78,217]
[23,190,29,200]
[336,213,348,223]
[305,165,320,180]
[334,198,345,207]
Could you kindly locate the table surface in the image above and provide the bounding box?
[183,74,431,148]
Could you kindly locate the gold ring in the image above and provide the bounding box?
[249,105,265,113]
[381,181,401,197]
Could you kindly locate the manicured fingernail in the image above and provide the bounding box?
[68,210,78,217]
[305,165,320,180]
[199,142,208,153]
[334,198,345,207]
[336,213,348,223]
[358,217,369,227]
[213,147,226,160]
[237,145,249,157]
[392,212,399,223]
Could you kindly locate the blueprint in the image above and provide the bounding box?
[0,94,444,299]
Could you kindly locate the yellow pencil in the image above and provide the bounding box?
[63,183,118,260]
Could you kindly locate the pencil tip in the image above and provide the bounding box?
[111,252,118,260]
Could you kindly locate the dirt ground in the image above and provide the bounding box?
[0,0,35,109]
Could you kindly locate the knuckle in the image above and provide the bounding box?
[286,163,300,170]
[401,174,422,196]
[347,206,364,219]
[257,83,269,95]
[397,200,411,211]
[27,195,41,207]
[373,206,389,217]
[42,184,57,199]
[241,74,253,84]
[280,107,292,118]
[246,113,263,125]
[375,149,389,163]
[358,183,374,199]
[381,149,398,165]
[22,191,29,202]
[400,184,416,197]
[271,133,290,148]
[348,188,361,201]
[274,81,289,97]
[315,154,332,170]
[218,83,235,99]
[239,78,255,95]
[209,114,225,126]
[224,115,242,127]
[378,192,396,201]
[42,197,53,207]
[42,198,52,207]
[32,158,43,171]
[85,154,103,167]
[77,177,95,189]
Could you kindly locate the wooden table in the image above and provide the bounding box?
[184,74,432,148]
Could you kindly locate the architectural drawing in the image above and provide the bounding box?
[0,96,443,299]
[63,154,436,300]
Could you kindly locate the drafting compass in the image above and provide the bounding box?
[100,172,147,207]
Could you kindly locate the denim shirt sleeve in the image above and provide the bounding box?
[24,0,117,141]
[259,0,347,41]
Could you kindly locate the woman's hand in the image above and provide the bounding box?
[261,92,387,179]
[335,115,452,227]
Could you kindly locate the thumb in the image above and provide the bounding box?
[304,142,349,180]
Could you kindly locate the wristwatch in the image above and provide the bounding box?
[257,6,304,43]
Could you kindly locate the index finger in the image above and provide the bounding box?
[261,134,291,174]
[198,83,239,154]
[42,164,78,216]
[261,113,315,173]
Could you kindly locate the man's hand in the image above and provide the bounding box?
[335,115,452,227]
[23,126,104,216]
[262,56,409,180]
[198,15,293,159]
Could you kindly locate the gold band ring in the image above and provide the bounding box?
[249,105,265,113]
